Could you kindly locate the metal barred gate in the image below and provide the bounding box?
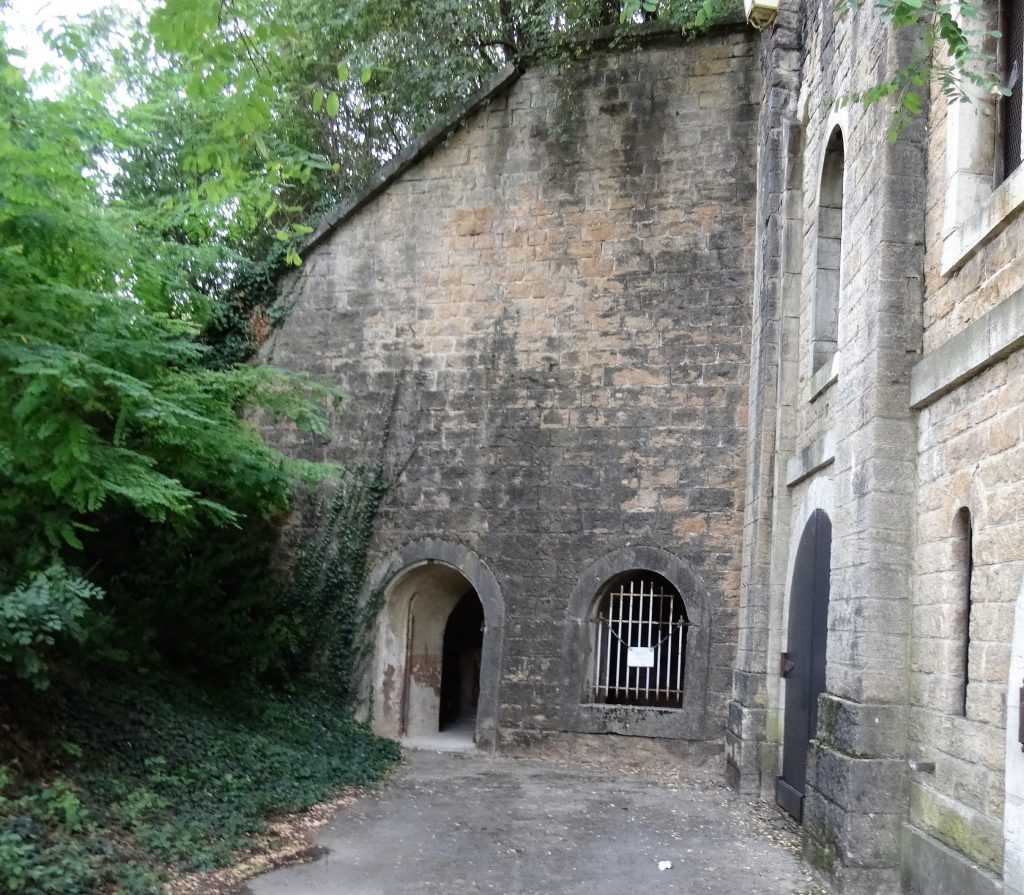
[593,575,688,708]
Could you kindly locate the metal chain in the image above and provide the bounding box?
[597,616,686,650]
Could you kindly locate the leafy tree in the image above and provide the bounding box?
[0,22,338,684]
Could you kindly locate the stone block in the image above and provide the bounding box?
[909,781,1004,873]
[808,744,908,813]
[901,823,1002,895]
[816,693,908,759]
[804,785,903,870]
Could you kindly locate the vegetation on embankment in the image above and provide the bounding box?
[0,668,399,895]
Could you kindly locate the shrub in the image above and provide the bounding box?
[0,565,103,688]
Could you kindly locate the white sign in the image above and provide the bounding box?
[627,646,655,668]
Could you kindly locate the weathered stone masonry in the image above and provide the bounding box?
[261,8,1024,895]
[726,0,1024,892]
[262,30,760,756]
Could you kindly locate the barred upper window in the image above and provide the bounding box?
[591,572,688,708]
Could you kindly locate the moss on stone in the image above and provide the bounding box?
[802,815,840,876]
[911,786,1003,873]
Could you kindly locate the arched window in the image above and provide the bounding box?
[811,128,844,373]
[591,572,688,708]
[953,507,975,717]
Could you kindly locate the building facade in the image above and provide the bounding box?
[260,8,1024,894]
[727,0,1024,892]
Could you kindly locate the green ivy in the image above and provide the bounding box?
[274,468,390,701]
[1,669,399,894]
[836,0,1007,139]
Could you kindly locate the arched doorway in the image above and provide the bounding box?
[439,591,484,731]
[387,565,477,740]
[365,541,504,750]
[776,509,832,821]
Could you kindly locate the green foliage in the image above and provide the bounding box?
[835,0,1006,139]
[0,22,343,683]
[81,514,288,680]
[202,242,290,369]
[276,469,390,701]
[620,0,741,28]
[0,565,103,688]
[0,670,398,893]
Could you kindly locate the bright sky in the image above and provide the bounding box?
[3,0,122,73]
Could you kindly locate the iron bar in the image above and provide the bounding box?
[592,577,687,707]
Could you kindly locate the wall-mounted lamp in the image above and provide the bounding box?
[745,0,779,30]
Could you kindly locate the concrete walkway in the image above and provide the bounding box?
[244,748,824,895]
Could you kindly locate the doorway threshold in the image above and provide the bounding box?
[402,717,477,753]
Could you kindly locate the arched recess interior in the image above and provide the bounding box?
[952,507,974,717]
[361,539,504,751]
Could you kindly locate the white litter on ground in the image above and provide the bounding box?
[658,861,673,871]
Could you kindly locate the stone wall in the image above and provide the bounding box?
[788,4,927,875]
[726,0,803,795]
[898,44,1024,891]
[261,29,760,753]
[731,0,1023,889]
[734,1,930,892]
[924,49,1024,351]
[910,351,1022,878]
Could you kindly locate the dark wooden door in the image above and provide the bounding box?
[776,509,831,822]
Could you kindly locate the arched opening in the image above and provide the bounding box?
[371,561,486,744]
[811,128,844,373]
[565,546,712,740]
[776,509,832,822]
[590,571,688,709]
[439,591,484,732]
[364,540,504,751]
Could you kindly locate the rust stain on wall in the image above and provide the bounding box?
[408,655,442,692]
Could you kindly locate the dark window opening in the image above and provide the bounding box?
[812,128,844,373]
[954,507,974,717]
[592,572,688,708]
[998,0,1024,183]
